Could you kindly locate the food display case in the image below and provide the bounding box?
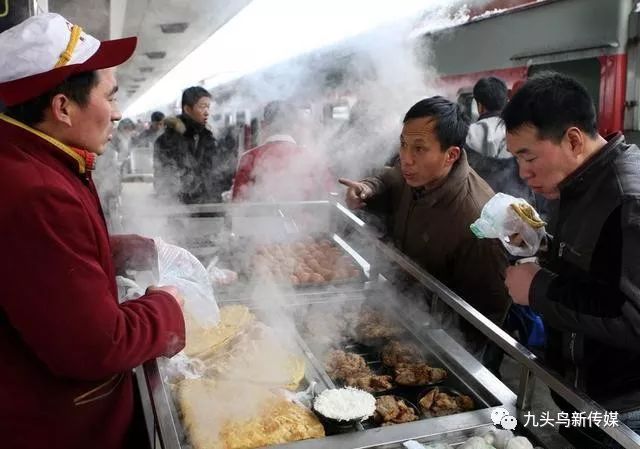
[129,200,640,449]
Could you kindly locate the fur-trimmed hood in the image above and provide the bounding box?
[163,116,187,135]
[163,114,211,136]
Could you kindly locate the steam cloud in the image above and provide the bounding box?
[109,0,500,444]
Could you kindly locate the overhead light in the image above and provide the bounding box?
[145,51,166,59]
[160,22,188,33]
[139,67,154,73]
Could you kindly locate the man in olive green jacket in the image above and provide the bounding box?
[340,96,511,328]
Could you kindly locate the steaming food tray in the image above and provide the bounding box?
[133,200,639,449]
[139,289,517,449]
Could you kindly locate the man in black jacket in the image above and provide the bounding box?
[503,72,640,448]
[154,86,235,203]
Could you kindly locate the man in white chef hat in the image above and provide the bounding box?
[0,13,185,449]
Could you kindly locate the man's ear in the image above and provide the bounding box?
[445,146,461,166]
[565,126,586,159]
[50,93,74,127]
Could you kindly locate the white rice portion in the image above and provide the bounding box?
[314,387,376,421]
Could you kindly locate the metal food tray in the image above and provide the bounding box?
[141,310,336,449]
[213,233,369,302]
[139,297,514,449]
[291,295,512,425]
[267,343,514,448]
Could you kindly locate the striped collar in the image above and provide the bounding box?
[0,113,95,174]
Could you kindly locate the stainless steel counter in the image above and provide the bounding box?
[131,200,640,449]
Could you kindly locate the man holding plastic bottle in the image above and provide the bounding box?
[0,13,185,449]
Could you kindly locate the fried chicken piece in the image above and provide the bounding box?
[345,374,393,393]
[428,367,447,383]
[392,401,418,424]
[394,363,430,385]
[326,348,395,392]
[419,388,437,410]
[434,392,458,410]
[355,309,402,341]
[394,363,448,386]
[375,395,418,426]
[381,341,422,367]
[419,387,474,417]
[376,395,400,420]
[456,394,475,411]
[325,350,369,380]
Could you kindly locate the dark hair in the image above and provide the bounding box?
[181,86,211,109]
[4,71,98,126]
[118,118,136,131]
[501,72,598,141]
[263,100,297,126]
[473,76,508,112]
[403,96,469,150]
[151,111,165,122]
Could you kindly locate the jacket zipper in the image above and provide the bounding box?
[558,210,581,389]
[569,332,580,388]
[558,241,582,259]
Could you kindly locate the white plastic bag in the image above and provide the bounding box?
[206,257,238,286]
[154,237,220,327]
[470,193,546,257]
[162,352,205,382]
[116,276,145,303]
[282,381,317,410]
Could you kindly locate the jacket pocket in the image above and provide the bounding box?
[558,241,592,272]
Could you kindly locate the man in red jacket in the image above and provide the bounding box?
[0,13,185,449]
[231,100,333,201]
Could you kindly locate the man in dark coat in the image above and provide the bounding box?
[154,86,236,203]
[503,72,640,448]
[340,96,511,332]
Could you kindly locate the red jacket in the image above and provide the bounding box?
[231,136,333,201]
[0,114,185,449]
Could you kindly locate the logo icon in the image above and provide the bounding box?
[491,407,518,430]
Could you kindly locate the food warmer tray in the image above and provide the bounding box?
[137,295,516,449]
[132,200,640,449]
